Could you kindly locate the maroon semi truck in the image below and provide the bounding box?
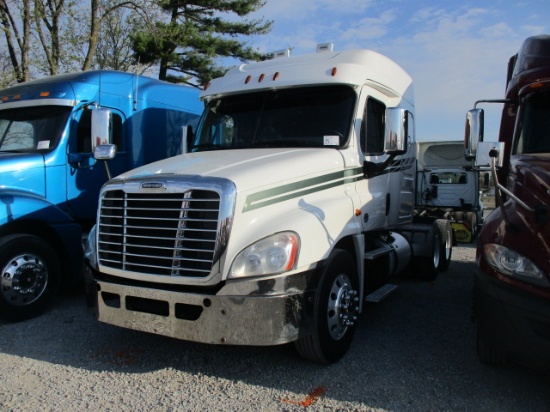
[465,35,550,369]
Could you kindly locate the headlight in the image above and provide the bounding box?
[484,243,549,287]
[84,224,98,270]
[229,232,299,279]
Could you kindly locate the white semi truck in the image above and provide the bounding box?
[415,140,483,243]
[85,44,452,363]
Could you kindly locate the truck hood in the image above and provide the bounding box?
[0,152,45,194]
[116,148,347,191]
[483,154,550,277]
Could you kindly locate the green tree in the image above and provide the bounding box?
[131,0,272,86]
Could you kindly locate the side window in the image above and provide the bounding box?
[77,110,92,152]
[77,109,123,152]
[112,114,123,149]
[361,98,386,154]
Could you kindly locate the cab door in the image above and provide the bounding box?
[386,110,415,226]
[355,91,416,231]
[65,107,127,227]
[355,94,392,231]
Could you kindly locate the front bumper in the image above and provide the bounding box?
[86,268,318,346]
[474,268,550,369]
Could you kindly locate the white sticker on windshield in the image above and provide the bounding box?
[37,141,50,149]
[323,135,339,146]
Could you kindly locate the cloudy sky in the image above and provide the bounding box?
[247,0,549,141]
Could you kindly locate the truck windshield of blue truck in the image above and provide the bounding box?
[192,85,356,151]
[0,106,71,152]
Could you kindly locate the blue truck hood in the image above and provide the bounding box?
[0,152,46,196]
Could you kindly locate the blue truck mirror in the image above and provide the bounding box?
[91,108,112,150]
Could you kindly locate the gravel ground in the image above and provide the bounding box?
[1,244,549,412]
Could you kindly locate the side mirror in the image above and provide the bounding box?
[94,144,117,161]
[465,108,484,160]
[475,141,504,168]
[384,108,408,155]
[91,108,113,151]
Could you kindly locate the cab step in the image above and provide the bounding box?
[364,284,398,303]
[364,245,392,260]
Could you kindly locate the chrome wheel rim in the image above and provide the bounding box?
[1,253,48,306]
[327,273,359,340]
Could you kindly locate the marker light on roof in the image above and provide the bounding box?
[245,75,251,84]
[258,74,265,82]
[331,67,337,76]
[273,72,280,81]
[40,91,50,97]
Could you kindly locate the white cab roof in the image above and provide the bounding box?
[201,49,414,106]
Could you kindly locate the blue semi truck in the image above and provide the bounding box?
[0,70,202,321]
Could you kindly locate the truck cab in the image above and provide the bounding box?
[465,35,550,369]
[0,70,202,321]
[415,140,483,242]
[86,46,448,363]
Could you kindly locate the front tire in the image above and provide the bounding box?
[295,249,360,363]
[0,235,61,322]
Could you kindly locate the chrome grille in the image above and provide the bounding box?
[98,189,221,277]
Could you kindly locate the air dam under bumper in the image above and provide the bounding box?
[474,269,550,369]
[94,275,315,346]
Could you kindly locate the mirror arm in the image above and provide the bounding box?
[490,149,534,213]
[363,154,397,179]
[489,153,517,233]
[474,98,513,108]
[489,150,532,234]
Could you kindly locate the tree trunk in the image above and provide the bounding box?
[82,0,100,70]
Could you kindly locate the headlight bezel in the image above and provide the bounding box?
[84,224,98,270]
[483,243,549,287]
[229,231,300,279]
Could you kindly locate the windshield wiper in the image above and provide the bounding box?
[190,143,225,152]
[251,139,306,148]
[0,149,27,153]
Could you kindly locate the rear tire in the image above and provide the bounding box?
[436,219,453,271]
[295,249,359,363]
[0,235,61,322]
[413,223,441,281]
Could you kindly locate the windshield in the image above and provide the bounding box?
[516,91,550,154]
[192,85,356,151]
[0,106,72,153]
